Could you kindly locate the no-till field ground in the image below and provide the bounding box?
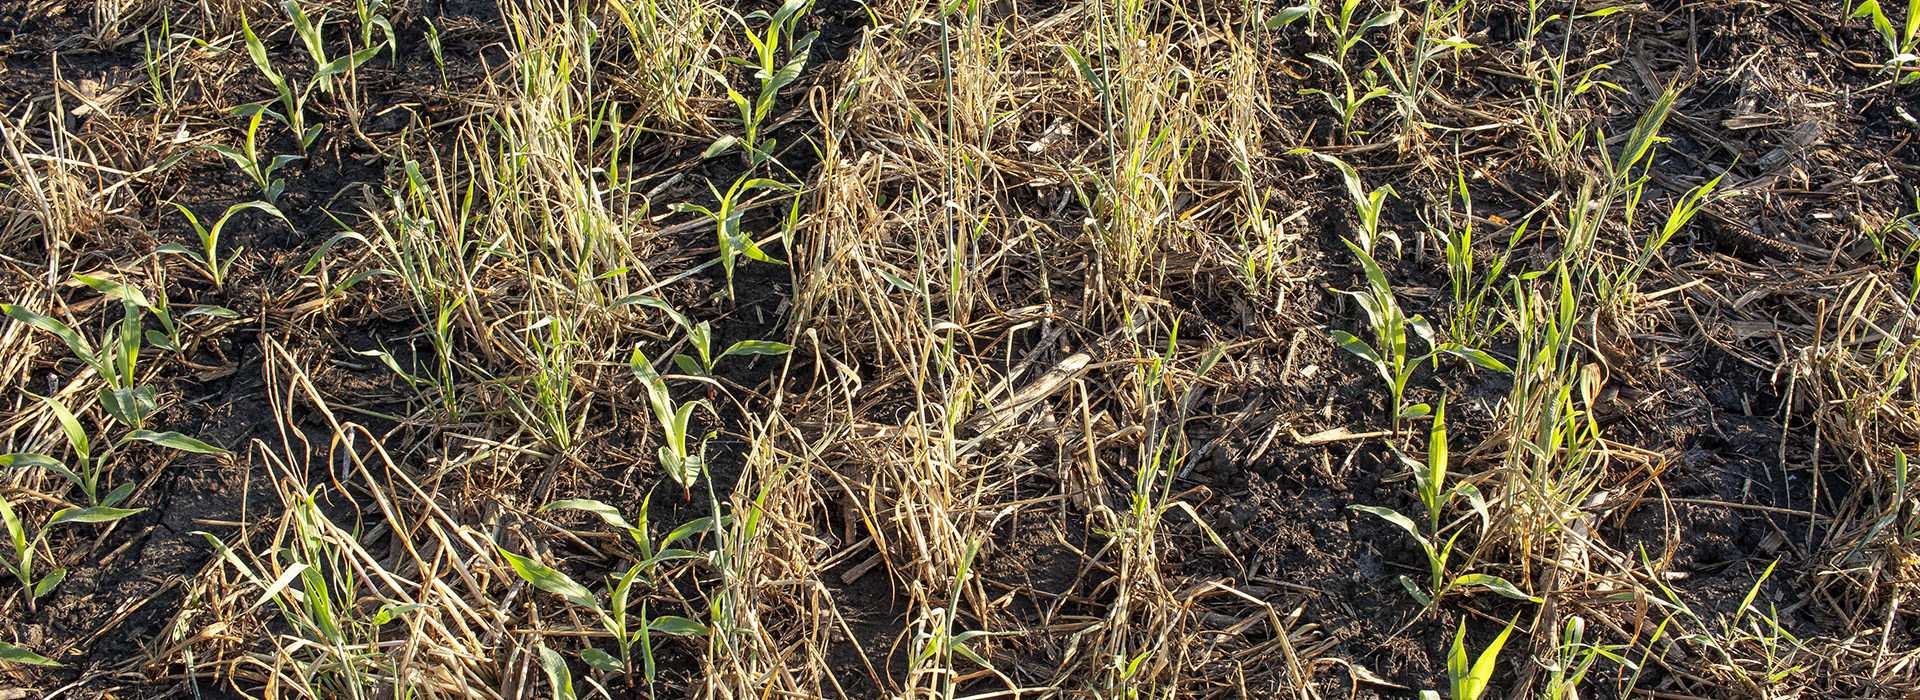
[1,0,1918,698]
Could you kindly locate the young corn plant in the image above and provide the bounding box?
[2,493,144,613]
[3,295,156,427]
[540,498,721,678]
[1850,0,1920,84]
[703,0,818,164]
[631,347,713,495]
[1294,149,1397,255]
[496,544,709,683]
[204,105,303,203]
[9,392,223,508]
[1332,239,1510,430]
[241,10,323,149]
[160,201,287,291]
[1418,616,1519,700]
[1351,402,1538,607]
[669,320,796,376]
[1302,0,1402,133]
[668,175,795,301]
[282,0,383,97]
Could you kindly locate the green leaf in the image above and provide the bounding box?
[1453,573,1542,603]
[1263,5,1312,28]
[127,430,228,454]
[1331,330,1384,367]
[609,294,691,330]
[497,546,600,612]
[33,567,66,597]
[73,274,152,308]
[38,395,89,459]
[47,506,145,527]
[102,482,136,508]
[2,304,95,364]
[1466,616,1519,700]
[101,386,158,428]
[647,615,710,636]
[538,645,577,700]
[0,641,59,666]
[1439,346,1513,373]
[703,136,740,158]
[1349,504,1424,543]
[542,499,636,533]
[663,516,722,547]
[580,647,623,673]
[721,340,794,358]
[184,305,242,319]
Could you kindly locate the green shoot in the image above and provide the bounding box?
[703,0,818,164]
[160,200,287,291]
[1448,615,1519,700]
[498,544,710,682]
[204,105,303,202]
[3,293,160,427]
[1293,149,1397,255]
[1850,0,1920,84]
[541,498,719,677]
[2,493,144,613]
[1350,401,1538,607]
[668,175,795,301]
[1331,239,1510,431]
[630,347,713,495]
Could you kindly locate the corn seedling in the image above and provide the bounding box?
[704,0,818,164]
[14,387,222,506]
[161,200,287,291]
[631,347,713,494]
[1332,239,1510,431]
[1351,402,1538,607]
[1417,615,1519,700]
[670,320,796,376]
[1295,149,1397,255]
[1302,0,1403,133]
[541,497,720,677]
[1,493,144,613]
[241,10,324,149]
[354,0,397,61]
[497,544,709,683]
[282,0,382,96]
[3,294,158,427]
[0,641,57,666]
[71,273,209,354]
[204,104,303,203]
[10,392,225,508]
[1850,0,1920,84]
[668,175,795,301]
